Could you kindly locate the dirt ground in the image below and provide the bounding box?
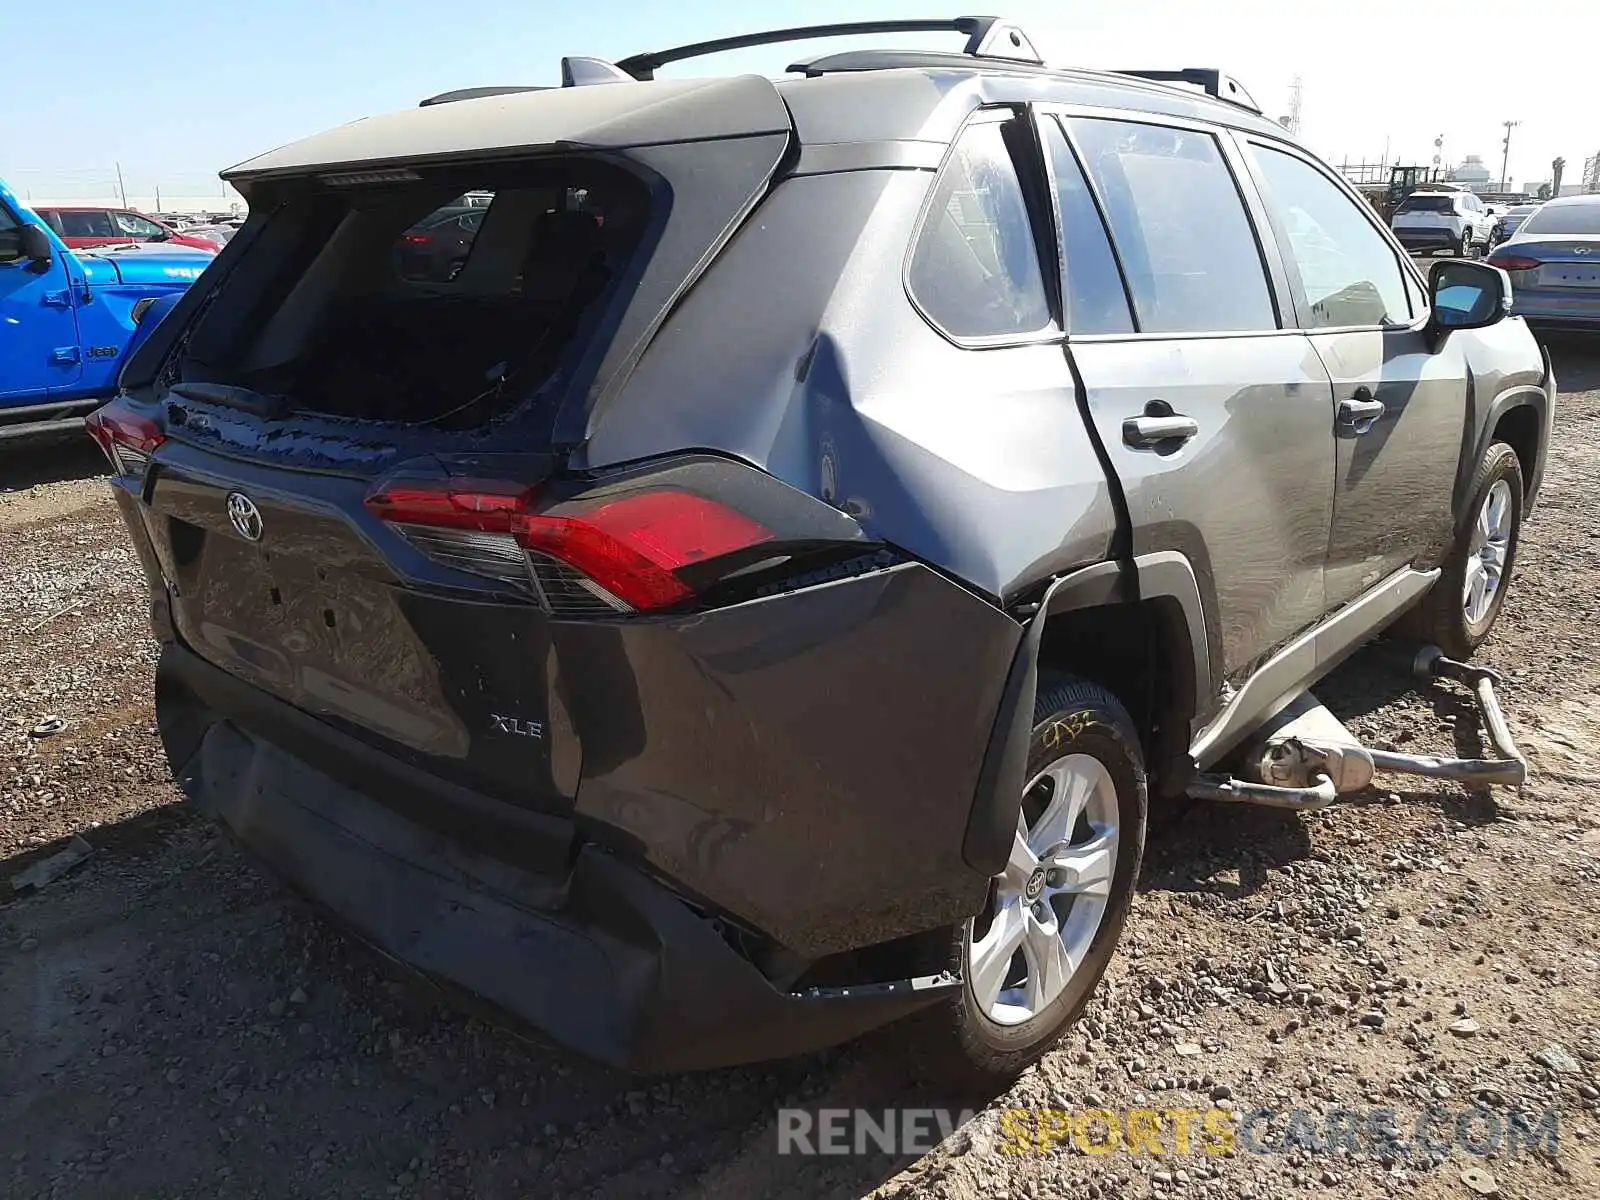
[4,340,1600,1200]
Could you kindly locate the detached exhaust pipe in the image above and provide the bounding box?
[1188,645,1527,809]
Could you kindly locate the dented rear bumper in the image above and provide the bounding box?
[150,560,1023,1069]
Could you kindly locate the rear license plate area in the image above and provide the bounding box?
[1545,265,1600,288]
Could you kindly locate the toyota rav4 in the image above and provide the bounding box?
[92,17,1553,1084]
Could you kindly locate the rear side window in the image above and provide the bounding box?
[1043,118,1134,334]
[1069,118,1277,334]
[54,210,118,238]
[908,118,1054,340]
[1248,144,1411,328]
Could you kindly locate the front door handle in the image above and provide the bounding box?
[1123,413,1200,448]
[1337,390,1387,431]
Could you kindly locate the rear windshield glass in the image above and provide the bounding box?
[1520,204,1600,236]
[176,158,652,429]
[1396,195,1455,213]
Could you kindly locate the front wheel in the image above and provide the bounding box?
[1405,442,1524,658]
[901,677,1147,1087]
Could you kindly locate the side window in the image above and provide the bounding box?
[1043,117,1134,334]
[0,204,21,262]
[58,211,116,238]
[1068,118,1277,334]
[1248,144,1411,328]
[908,117,1054,340]
[115,212,164,238]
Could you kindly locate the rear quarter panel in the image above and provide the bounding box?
[581,168,1120,602]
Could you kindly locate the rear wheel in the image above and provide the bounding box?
[1406,442,1524,658]
[901,677,1146,1087]
[1457,229,1474,257]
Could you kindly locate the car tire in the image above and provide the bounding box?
[1405,442,1524,659]
[900,676,1147,1088]
[1456,230,1473,258]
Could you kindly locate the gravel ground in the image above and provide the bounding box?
[3,341,1600,1200]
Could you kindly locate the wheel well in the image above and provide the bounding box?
[1492,404,1540,499]
[1035,598,1194,800]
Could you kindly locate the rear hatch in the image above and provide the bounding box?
[1392,194,1461,231]
[102,78,793,826]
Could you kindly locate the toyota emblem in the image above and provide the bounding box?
[226,492,264,541]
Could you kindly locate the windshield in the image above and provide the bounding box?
[1397,195,1455,213]
[1520,203,1600,236]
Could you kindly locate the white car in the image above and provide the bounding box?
[1391,190,1495,256]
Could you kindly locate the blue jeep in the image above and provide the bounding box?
[1,177,213,444]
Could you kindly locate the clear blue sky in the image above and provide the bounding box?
[6,0,1590,201]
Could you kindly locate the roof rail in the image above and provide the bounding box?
[1114,68,1262,115]
[420,85,550,107]
[610,16,1041,82]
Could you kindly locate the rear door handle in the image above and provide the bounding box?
[1337,390,1387,430]
[1123,413,1200,448]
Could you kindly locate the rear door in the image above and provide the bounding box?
[1050,112,1338,686]
[1238,137,1463,605]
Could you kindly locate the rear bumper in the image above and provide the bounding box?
[157,642,959,1072]
[1513,290,1600,332]
[1394,226,1462,250]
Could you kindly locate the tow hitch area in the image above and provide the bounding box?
[1189,646,1527,810]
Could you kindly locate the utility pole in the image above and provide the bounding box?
[1499,121,1520,192]
[115,161,128,207]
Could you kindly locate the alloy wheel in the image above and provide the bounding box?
[966,753,1119,1026]
[1463,478,1513,624]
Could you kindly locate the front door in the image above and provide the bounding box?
[0,200,82,402]
[1048,114,1338,683]
[1238,138,1463,605]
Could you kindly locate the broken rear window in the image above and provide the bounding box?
[174,159,653,429]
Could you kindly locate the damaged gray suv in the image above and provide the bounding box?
[93,17,1553,1084]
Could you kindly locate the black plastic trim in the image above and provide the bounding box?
[962,550,1212,873]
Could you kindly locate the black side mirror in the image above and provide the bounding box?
[19,224,55,266]
[1427,259,1510,348]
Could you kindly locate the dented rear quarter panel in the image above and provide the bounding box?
[578,167,1120,604]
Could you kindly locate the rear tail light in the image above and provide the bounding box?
[400,233,432,246]
[1487,253,1541,272]
[365,478,775,613]
[85,400,166,480]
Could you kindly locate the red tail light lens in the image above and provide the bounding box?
[364,480,774,612]
[1487,253,1541,272]
[85,401,166,479]
[400,233,432,246]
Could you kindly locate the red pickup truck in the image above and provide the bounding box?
[36,207,220,253]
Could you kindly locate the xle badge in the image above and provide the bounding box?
[491,714,545,739]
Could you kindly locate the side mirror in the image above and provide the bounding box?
[1426,259,1510,347]
[18,224,55,267]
